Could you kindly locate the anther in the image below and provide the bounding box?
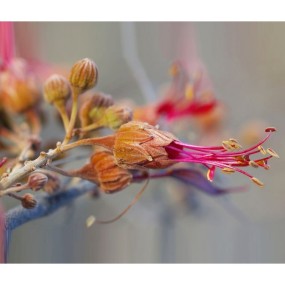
[267,148,279,158]
[222,167,235,174]
[251,177,264,187]
[258,145,267,155]
[249,160,259,168]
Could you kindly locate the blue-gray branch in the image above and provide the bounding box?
[5,180,97,231]
[3,180,98,262]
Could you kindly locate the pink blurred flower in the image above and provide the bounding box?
[156,61,218,121]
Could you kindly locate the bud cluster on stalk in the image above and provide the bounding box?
[0,56,279,216]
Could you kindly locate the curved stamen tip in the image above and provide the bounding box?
[267,148,279,158]
[265,127,277,133]
[251,177,264,187]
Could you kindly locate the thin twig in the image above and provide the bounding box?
[5,180,96,231]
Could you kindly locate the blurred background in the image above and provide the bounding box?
[4,22,285,263]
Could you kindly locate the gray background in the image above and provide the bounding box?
[4,22,285,263]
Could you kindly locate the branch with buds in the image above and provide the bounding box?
[0,57,279,204]
[0,56,279,262]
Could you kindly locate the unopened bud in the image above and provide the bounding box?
[103,105,133,129]
[21,193,37,209]
[71,150,132,193]
[44,74,71,104]
[113,121,176,169]
[90,151,132,193]
[28,173,48,191]
[69,58,98,91]
[79,92,114,127]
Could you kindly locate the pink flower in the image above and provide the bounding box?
[114,121,277,187]
[156,61,218,121]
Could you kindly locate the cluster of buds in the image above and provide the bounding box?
[79,92,132,133]
[44,58,132,141]
[0,21,279,227]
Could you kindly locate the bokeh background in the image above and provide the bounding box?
[4,22,285,263]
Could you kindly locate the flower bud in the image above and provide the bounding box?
[21,193,37,209]
[113,121,176,169]
[79,92,114,127]
[44,74,71,104]
[91,151,132,193]
[27,173,48,191]
[103,105,133,129]
[72,150,132,193]
[69,58,98,92]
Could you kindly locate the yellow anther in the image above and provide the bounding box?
[267,148,279,158]
[251,177,264,187]
[222,167,235,174]
[258,145,267,155]
[249,160,259,168]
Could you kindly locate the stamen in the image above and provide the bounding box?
[267,148,279,158]
[222,141,234,151]
[251,177,264,187]
[249,160,259,168]
[222,167,235,174]
[258,145,267,155]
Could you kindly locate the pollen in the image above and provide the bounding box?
[222,140,242,151]
[249,160,259,168]
[267,148,279,158]
[258,145,267,155]
[251,177,264,187]
[222,167,235,174]
[222,140,233,151]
